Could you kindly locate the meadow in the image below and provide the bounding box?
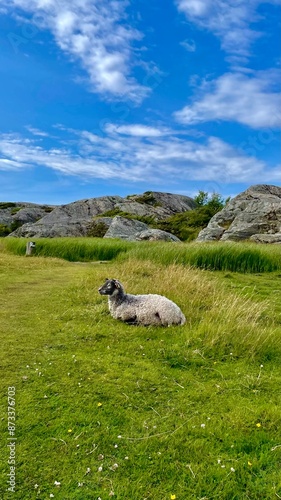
[0,238,281,499]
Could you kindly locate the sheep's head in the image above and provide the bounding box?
[98,278,123,296]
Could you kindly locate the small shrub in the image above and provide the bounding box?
[11,207,21,215]
[133,191,162,207]
[0,202,16,209]
[87,221,108,237]
[0,224,11,236]
[42,206,54,213]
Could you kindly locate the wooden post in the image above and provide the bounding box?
[26,241,36,256]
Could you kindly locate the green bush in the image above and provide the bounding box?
[0,202,16,209]
[133,191,162,207]
[155,192,228,241]
[86,221,109,238]
[0,224,11,236]
[10,207,21,215]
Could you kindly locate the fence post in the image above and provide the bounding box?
[26,241,36,256]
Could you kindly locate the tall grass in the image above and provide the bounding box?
[1,237,281,272]
[121,241,281,273]
[1,237,135,262]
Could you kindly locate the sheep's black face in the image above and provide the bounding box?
[98,279,120,296]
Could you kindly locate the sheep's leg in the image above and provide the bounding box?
[122,315,138,325]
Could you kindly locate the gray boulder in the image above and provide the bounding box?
[8,191,196,238]
[104,216,149,240]
[135,229,181,242]
[0,203,53,229]
[197,184,281,243]
[9,196,123,237]
[250,233,281,244]
[117,191,196,220]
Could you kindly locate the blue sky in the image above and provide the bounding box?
[0,0,280,204]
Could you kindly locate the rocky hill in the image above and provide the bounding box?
[2,185,281,243]
[197,184,281,243]
[5,191,196,241]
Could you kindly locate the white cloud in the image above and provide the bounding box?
[1,0,150,102]
[104,124,171,137]
[180,39,196,52]
[0,125,278,186]
[175,0,278,63]
[174,71,281,129]
[26,126,50,137]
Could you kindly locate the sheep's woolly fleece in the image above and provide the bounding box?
[98,278,186,326]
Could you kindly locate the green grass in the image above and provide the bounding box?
[0,252,281,499]
[2,237,281,273]
[1,237,135,262]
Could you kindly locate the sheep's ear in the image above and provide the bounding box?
[114,280,121,288]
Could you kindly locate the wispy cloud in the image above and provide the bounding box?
[180,39,196,52]
[174,70,281,129]
[175,0,278,64]
[0,125,278,186]
[1,0,150,102]
[26,126,50,137]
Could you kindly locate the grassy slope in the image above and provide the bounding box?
[0,252,281,500]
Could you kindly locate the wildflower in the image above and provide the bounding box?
[260,364,263,368]
[97,402,102,407]
[50,495,54,498]
[34,484,39,489]
[248,461,252,466]
[200,423,205,428]
[217,459,221,464]
[68,429,72,433]
[78,482,83,487]
[85,467,91,474]
[256,423,261,428]
[171,495,177,500]
[125,456,129,460]
[109,491,115,497]
[111,463,118,471]
[230,467,235,472]
[117,435,122,439]
[54,481,61,486]
[98,454,104,460]
[114,444,118,448]
[98,466,103,472]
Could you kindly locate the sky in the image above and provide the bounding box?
[0,0,280,205]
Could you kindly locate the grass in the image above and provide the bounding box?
[1,237,135,262]
[2,238,281,273]
[0,250,281,499]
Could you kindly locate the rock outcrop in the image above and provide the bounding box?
[197,184,281,243]
[103,216,149,240]
[8,191,196,239]
[9,196,123,238]
[0,202,54,234]
[103,217,181,242]
[135,229,181,242]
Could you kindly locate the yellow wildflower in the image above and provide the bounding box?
[97,402,102,407]
[256,423,261,428]
[171,495,177,500]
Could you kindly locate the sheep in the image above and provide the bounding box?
[98,278,186,326]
